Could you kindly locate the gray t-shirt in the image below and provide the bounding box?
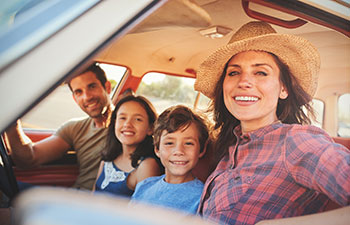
[56,116,108,190]
[131,174,204,214]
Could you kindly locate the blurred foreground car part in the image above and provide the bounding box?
[13,187,218,225]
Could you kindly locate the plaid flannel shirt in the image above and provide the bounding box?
[198,123,350,225]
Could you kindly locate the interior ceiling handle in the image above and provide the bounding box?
[242,0,307,29]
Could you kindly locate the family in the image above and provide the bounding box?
[5,21,350,225]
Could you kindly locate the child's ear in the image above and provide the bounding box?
[154,146,160,158]
[198,141,208,158]
[147,127,153,136]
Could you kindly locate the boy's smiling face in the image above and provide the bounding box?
[155,123,206,184]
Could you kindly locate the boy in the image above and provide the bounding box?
[130,105,210,214]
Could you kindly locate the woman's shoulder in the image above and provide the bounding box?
[280,124,342,156]
[281,124,332,140]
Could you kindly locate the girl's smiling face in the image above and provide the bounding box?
[115,101,152,150]
[223,51,288,133]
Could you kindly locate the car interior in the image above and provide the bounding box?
[0,0,349,224]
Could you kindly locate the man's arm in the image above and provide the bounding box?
[5,120,71,168]
[255,206,350,225]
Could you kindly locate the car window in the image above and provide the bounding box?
[310,99,324,129]
[0,0,162,133]
[338,93,350,137]
[21,63,126,129]
[0,0,99,69]
[136,73,211,114]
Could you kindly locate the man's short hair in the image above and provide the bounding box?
[67,63,107,91]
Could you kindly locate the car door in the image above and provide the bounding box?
[0,0,165,195]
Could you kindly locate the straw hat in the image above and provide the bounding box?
[194,21,320,99]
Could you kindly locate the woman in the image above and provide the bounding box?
[93,94,162,197]
[194,21,350,225]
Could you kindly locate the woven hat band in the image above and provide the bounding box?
[229,21,276,43]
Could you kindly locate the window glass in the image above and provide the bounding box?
[99,63,126,93]
[136,73,211,114]
[0,0,98,69]
[310,99,324,128]
[302,99,324,129]
[21,63,125,129]
[338,93,350,137]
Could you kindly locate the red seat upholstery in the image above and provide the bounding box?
[332,137,350,149]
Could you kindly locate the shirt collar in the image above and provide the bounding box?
[234,121,283,141]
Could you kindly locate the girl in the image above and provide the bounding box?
[93,95,162,197]
[194,21,350,225]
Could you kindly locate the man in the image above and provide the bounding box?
[6,63,113,190]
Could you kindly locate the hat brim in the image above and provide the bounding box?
[195,33,320,99]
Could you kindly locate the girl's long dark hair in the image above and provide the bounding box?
[101,95,158,168]
[212,52,315,160]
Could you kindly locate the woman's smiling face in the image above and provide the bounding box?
[223,51,288,133]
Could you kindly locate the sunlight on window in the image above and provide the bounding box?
[99,63,126,95]
[141,72,166,85]
[338,93,350,137]
[311,99,324,128]
[136,73,197,114]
